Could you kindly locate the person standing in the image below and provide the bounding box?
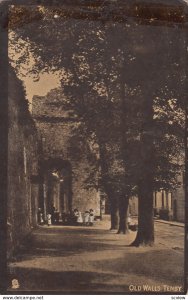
[38,208,44,225]
[84,211,90,226]
[73,208,79,225]
[77,211,83,225]
[89,209,94,226]
[47,213,52,226]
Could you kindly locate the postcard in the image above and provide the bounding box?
[0,0,187,296]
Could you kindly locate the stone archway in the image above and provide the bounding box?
[40,158,72,222]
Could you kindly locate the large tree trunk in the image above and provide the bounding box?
[105,187,119,230]
[98,141,120,231]
[110,198,119,230]
[131,91,155,246]
[131,147,155,246]
[131,184,154,246]
[117,195,129,234]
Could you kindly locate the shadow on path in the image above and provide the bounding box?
[8,268,129,292]
[7,224,184,293]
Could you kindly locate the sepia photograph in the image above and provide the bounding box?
[0,0,187,295]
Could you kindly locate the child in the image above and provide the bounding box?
[77,211,83,225]
[38,208,44,225]
[73,209,79,225]
[89,209,94,226]
[84,211,90,226]
[39,212,44,225]
[47,213,52,226]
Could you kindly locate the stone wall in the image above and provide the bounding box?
[8,67,40,258]
[32,92,100,216]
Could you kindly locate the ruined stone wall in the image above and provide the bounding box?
[32,92,100,215]
[8,67,40,258]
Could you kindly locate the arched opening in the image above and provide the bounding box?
[39,158,72,223]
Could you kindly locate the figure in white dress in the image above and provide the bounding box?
[38,208,44,225]
[84,211,90,226]
[47,213,52,226]
[39,212,44,225]
[73,208,79,225]
[77,211,83,225]
[89,209,94,226]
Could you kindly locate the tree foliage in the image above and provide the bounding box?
[8,4,186,243]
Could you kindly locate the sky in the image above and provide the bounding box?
[17,71,61,112]
[8,31,61,110]
[24,72,61,103]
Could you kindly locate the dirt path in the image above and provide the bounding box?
[8,218,184,293]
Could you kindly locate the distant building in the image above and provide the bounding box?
[128,169,185,223]
[31,89,185,223]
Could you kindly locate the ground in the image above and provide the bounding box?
[7,216,185,294]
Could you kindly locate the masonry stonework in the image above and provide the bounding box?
[32,91,101,217]
[8,67,41,258]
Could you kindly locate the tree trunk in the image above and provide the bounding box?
[131,184,154,246]
[130,147,154,245]
[98,142,118,230]
[104,189,119,230]
[109,193,119,230]
[117,195,129,234]
[131,91,155,246]
[103,183,119,230]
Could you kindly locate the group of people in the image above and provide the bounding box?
[72,208,95,226]
[38,207,61,226]
[37,207,95,227]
